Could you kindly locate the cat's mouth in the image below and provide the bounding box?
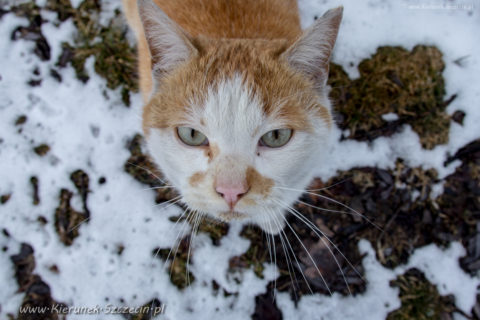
[218,210,248,221]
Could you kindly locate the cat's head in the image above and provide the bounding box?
[138,0,342,234]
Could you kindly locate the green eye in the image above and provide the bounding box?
[260,129,292,148]
[177,127,208,146]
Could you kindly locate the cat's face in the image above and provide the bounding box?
[138,1,342,234]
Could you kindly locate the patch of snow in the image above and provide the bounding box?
[381,113,399,122]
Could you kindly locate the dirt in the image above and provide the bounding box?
[10,243,67,320]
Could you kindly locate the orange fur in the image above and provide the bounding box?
[123,0,302,103]
[123,0,337,135]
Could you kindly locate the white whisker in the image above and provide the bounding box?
[276,199,360,294]
[304,178,351,192]
[274,203,333,296]
[274,186,383,232]
[268,209,314,296]
[67,216,91,233]
[126,161,169,185]
[265,209,299,301]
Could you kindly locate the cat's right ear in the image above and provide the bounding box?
[137,0,197,80]
[283,7,343,91]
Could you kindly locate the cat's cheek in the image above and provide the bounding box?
[145,128,209,189]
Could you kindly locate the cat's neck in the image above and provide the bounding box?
[152,0,302,41]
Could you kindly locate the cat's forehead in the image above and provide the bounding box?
[142,39,331,134]
[187,75,266,151]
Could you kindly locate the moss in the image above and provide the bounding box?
[33,144,50,156]
[329,45,450,149]
[10,0,137,105]
[54,0,138,106]
[196,216,229,245]
[387,269,455,320]
[229,226,268,279]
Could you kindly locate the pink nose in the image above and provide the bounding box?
[215,183,248,209]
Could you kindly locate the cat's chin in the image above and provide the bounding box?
[255,217,286,235]
[212,209,286,235]
[218,210,248,221]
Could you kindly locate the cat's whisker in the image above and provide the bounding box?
[297,199,381,232]
[167,209,194,278]
[280,199,365,281]
[273,203,333,296]
[154,207,190,266]
[67,216,91,233]
[262,210,278,300]
[304,177,351,192]
[278,221,315,296]
[276,199,361,294]
[142,185,175,191]
[296,199,350,215]
[170,210,194,278]
[260,213,277,301]
[126,161,170,186]
[186,210,202,286]
[265,209,299,301]
[270,224,278,300]
[268,209,315,296]
[153,196,183,211]
[278,208,334,295]
[274,186,383,232]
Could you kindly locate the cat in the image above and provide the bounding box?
[123,0,342,235]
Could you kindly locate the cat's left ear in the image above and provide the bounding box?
[137,0,198,80]
[283,7,343,90]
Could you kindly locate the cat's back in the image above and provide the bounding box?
[153,0,301,41]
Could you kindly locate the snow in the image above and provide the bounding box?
[381,113,399,122]
[1,0,479,319]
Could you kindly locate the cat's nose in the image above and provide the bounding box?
[215,183,248,209]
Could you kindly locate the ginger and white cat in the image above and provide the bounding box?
[123,0,342,234]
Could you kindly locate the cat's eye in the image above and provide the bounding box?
[177,127,208,146]
[260,129,292,148]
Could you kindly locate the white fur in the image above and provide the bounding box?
[146,75,332,234]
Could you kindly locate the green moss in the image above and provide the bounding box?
[197,216,229,244]
[387,269,455,320]
[50,0,138,106]
[229,226,268,279]
[329,45,450,149]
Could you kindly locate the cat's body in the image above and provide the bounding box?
[123,0,342,234]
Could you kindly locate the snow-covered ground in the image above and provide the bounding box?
[0,0,479,319]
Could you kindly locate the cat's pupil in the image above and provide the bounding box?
[190,129,195,139]
[273,130,279,140]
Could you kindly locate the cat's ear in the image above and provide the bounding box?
[283,7,343,90]
[137,0,197,79]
